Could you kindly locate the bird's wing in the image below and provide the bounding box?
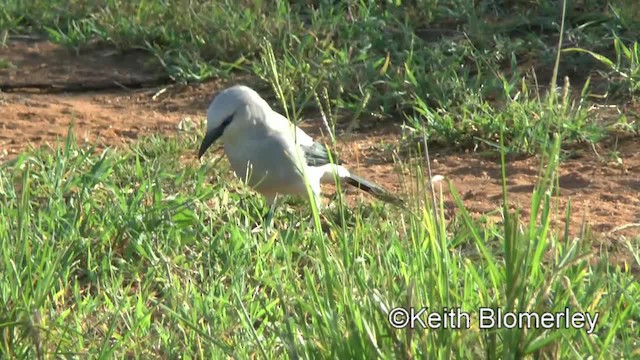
[294,125,342,167]
[267,110,342,168]
[299,140,342,167]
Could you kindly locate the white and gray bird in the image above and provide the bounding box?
[198,85,401,223]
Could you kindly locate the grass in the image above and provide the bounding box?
[0,127,637,358]
[1,0,639,358]
[1,0,639,152]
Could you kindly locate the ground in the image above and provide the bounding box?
[1,39,638,267]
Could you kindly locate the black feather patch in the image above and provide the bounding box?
[300,142,342,167]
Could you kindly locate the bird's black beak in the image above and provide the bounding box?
[198,126,224,159]
[198,115,234,159]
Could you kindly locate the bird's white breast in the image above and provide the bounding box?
[222,123,309,197]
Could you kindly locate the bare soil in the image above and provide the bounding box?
[1,39,638,270]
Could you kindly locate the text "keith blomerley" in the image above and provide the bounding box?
[387,307,599,334]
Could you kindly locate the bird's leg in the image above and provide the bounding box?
[263,194,279,230]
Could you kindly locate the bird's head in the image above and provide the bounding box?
[198,85,269,159]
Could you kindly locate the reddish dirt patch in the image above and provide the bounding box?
[1,39,639,270]
[0,91,182,152]
[431,139,639,243]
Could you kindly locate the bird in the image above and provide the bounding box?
[197,84,402,225]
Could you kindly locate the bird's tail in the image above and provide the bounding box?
[344,174,404,205]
